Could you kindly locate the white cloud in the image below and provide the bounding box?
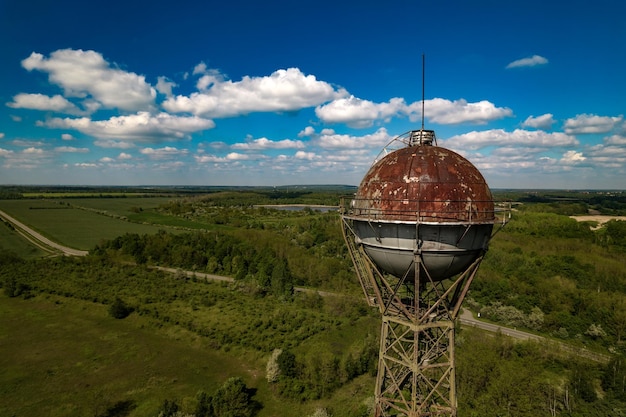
[41,112,215,142]
[605,134,626,145]
[315,96,511,127]
[522,114,555,129]
[315,96,406,128]
[413,98,513,125]
[0,144,56,170]
[295,151,317,160]
[12,139,45,147]
[140,146,188,160]
[563,114,623,134]
[588,144,626,158]
[231,137,305,150]
[560,150,586,165]
[7,93,82,114]
[156,76,177,97]
[23,147,45,155]
[118,152,132,160]
[506,55,549,69]
[196,69,226,90]
[61,133,75,141]
[163,68,348,118]
[195,154,226,163]
[100,157,115,163]
[226,152,252,160]
[94,139,135,149]
[193,62,208,75]
[442,129,578,151]
[55,146,89,153]
[298,126,316,137]
[21,49,156,112]
[317,127,392,149]
[154,160,186,170]
[0,133,4,139]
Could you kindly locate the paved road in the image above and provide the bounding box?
[154,268,612,363]
[459,309,611,363]
[1,209,612,363]
[459,309,544,341]
[0,209,88,256]
[152,265,341,298]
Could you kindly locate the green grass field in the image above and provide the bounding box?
[21,192,163,198]
[66,197,173,216]
[0,199,178,250]
[0,293,376,417]
[0,294,260,417]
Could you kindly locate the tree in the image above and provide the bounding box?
[570,365,597,403]
[194,391,213,417]
[585,323,607,339]
[156,399,179,417]
[108,297,134,319]
[277,350,297,378]
[3,275,28,297]
[271,258,293,299]
[211,377,254,417]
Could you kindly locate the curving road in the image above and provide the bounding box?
[0,209,88,256]
[459,309,611,363]
[0,208,612,363]
[459,309,544,341]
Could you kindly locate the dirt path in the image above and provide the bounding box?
[570,215,625,230]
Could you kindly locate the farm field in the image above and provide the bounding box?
[0,199,177,251]
[65,197,173,215]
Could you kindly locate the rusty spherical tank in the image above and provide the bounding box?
[347,131,495,281]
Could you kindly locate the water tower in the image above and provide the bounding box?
[341,127,502,416]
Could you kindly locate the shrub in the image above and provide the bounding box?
[109,297,134,319]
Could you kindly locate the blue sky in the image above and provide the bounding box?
[1,0,625,188]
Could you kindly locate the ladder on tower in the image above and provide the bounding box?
[341,216,379,307]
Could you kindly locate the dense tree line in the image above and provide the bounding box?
[93,209,353,295]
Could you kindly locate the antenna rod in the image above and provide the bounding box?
[421,54,425,131]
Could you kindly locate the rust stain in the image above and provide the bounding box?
[352,145,494,223]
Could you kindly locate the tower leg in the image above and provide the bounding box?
[372,254,483,416]
[375,315,456,416]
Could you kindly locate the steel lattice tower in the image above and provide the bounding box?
[341,129,504,416]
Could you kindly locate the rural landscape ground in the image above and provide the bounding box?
[1,186,626,417]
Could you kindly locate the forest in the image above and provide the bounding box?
[1,187,626,417]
